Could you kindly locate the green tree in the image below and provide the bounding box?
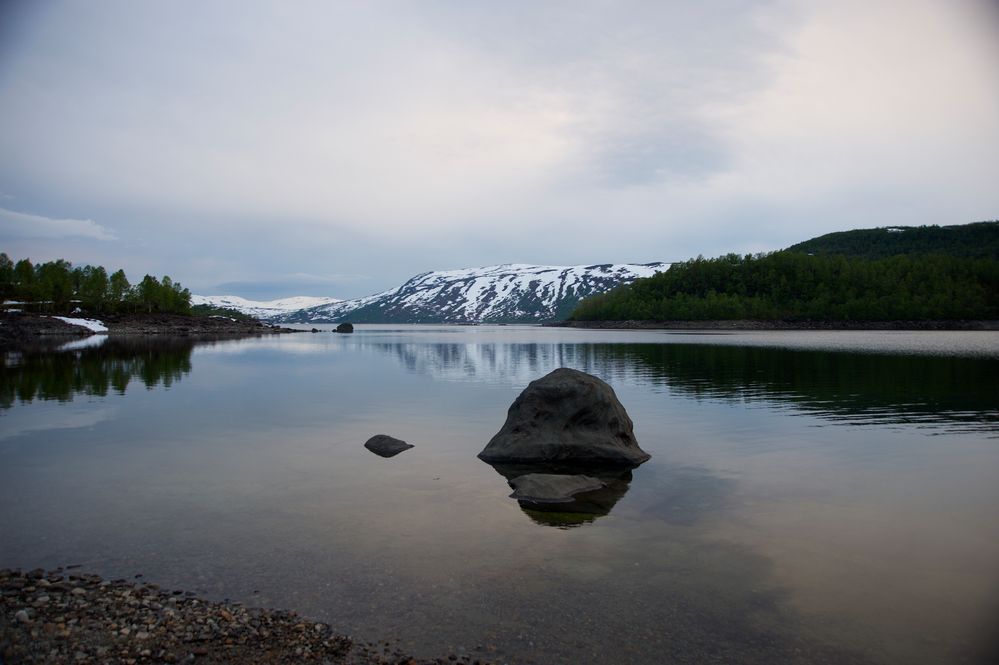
[137,275,160,313]
[79,265,110,313]
[0,253,13,302]
[108,269,130,311]
[13,259,36,302]
[36,260,73,312]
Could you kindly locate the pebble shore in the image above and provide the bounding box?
[0,568,491,665]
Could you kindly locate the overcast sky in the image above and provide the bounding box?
[1,0,997,299]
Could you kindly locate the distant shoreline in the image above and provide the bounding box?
[0,312,301,348]
[551,319,999,331]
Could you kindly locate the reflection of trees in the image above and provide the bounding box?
[598,344,999,433]
[1,339,194,409]
[363,339,999,434]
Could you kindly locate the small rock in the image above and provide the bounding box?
[15,609,31,623]
[364,434,414,458]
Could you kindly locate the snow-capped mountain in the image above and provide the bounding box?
[190,295,342,320]
[272,263,668,324]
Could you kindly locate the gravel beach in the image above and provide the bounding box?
[0,568,492,665]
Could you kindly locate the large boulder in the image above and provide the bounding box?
[335,322,354,333]
[478,368,650,466]
[364,434,413,458]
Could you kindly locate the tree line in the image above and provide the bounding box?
[0,253,191,315]
[784,221,999,260]
[569,252,999,322]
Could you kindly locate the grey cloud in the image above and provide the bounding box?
[0,1,995,300]
[211,275,372,301]
[0,207,117,241]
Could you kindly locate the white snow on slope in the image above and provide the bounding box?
[190,295,342,319]
[279,262,668,323]
[399,263,665,321]
[51,316,108,332]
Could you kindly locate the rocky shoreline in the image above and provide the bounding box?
[0,313,301,348]
[553,319,999,331]
[0,568,490,665]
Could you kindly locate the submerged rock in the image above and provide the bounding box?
[363,434,413,458]
[478,368,650,466]
[335,322,354,333]
[507,473,605,503]
[485,462,637,528]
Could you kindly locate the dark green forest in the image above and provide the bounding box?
[571,244,999,322]
[785,220,999,259]
[0,253,191,315]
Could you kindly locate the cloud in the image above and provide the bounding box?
[0,207,116,241]
[212,273,373,300]
[0,1,996,298]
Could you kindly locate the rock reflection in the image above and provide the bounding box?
[483,462,636,528]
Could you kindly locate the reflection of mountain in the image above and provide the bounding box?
[361,341,647,387]
[483,462,636,529]
[1,339,195,409]
[363,340,999,435]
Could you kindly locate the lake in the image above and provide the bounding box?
[2,325,998,664]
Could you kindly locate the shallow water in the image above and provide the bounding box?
[2,326,998,664]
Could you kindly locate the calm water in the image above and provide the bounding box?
[2,326,998,664]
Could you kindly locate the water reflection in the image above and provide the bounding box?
[482,462,636,528]
[1,329,996,665]
[361,340,999,435]
[1,339,195,409]
[612,344,999,434]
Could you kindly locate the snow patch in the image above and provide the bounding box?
[52,316,108,333]
[275,262,669,324]
[190,294,343,319]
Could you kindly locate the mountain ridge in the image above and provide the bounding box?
[189,295,342,320]
[785,221,999,260]
[195,263,668,324]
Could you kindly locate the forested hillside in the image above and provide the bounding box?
[785,221,999,260]
[0,253,191,315]
[569,252,999,322]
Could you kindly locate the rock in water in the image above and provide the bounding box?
[478,368,650,466]
[507,473,605,503]
[336,322,354,333]
[364,434,414,458]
